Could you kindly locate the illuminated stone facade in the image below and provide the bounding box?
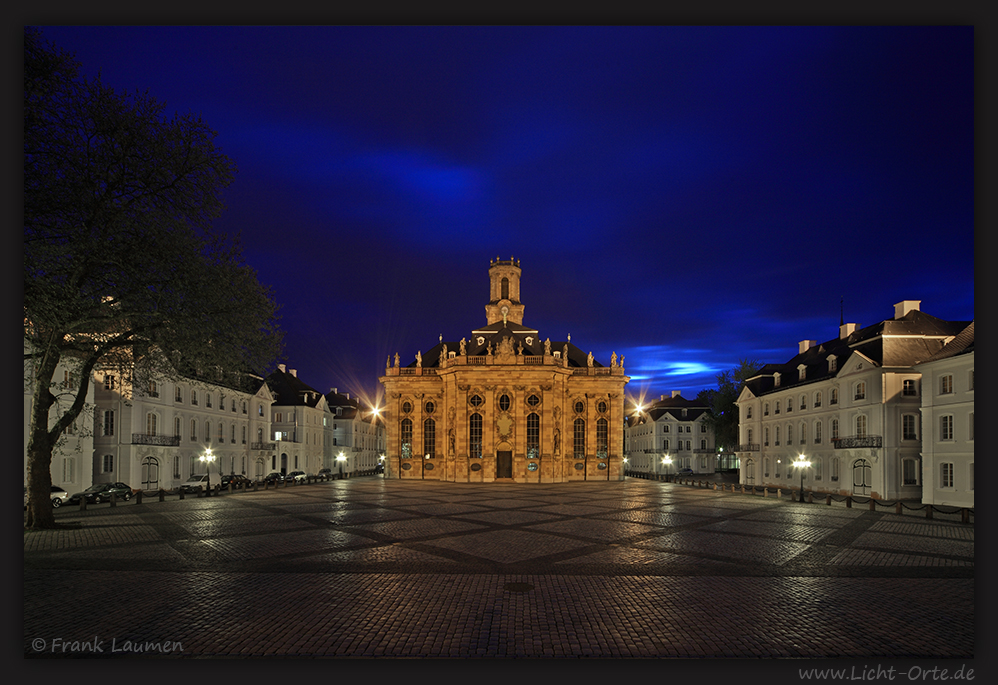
[379,258,629,483]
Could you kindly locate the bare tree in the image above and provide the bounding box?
[23,28,283,528]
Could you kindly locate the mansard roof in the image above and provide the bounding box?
[626,394,709,427]
[919,321,974,364]
[265,366,326,407]
[743,308,970,398]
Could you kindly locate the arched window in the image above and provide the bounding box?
[205,421,211,443]
[526,413,540,458]
[468,413,482,458]
[573,418,586,458]
[400,418,413,458]
[174,417,181,438]
[501,277,509,300]
[596,418,608,457]
[146,413,157,436]
[190,419,197,441]
[423,418,436,458]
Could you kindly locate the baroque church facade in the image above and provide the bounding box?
[379,258,629,483]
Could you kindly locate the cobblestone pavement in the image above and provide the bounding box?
[24,477,974,660]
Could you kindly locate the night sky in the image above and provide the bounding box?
[34,26,975,411]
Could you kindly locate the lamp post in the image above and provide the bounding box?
[336,451,346,479]
[199,447,215,497]
[662,455,672,480]
[793,454,811,503]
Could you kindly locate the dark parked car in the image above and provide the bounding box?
[316,468,332,479]
[262,472,284,484]
[68,482,132,505]
[677,468,695,476]
[374,462,385,474]
[180,474,210,494]
[219,474,252,491]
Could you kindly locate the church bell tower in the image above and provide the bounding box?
[485,257,525,326]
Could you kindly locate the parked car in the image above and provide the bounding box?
[180,474,211,494]
[218,474,252,491]
[317,468,332,479]
[68,482,132,505]
[262,471,284,484]
[374,462,385,474]
[23,485,72,509]
[286,470,307,483]
[677,468,695,476]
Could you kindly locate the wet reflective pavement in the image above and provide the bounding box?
[24,477,974,659]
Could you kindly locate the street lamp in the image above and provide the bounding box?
[793,454,811,503]
[336,451,347,479]
[199,447,215,497]
[662,455,672,480]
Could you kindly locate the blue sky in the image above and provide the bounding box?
[35,25,975,410]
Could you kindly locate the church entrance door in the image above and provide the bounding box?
[496,451,512,479]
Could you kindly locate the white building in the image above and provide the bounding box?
[91,364,275,490]
[917,322,974,508]
[736,301,970,501]
[325,388,386,475]
[23,353,94,497]
[264,364,329,477]
[625,392,717,477]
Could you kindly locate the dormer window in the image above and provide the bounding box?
[828,355,837,373]
[798,364,806,381]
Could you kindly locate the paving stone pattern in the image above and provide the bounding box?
[24,477,973,658]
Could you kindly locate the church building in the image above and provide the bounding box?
[379,258,629,482]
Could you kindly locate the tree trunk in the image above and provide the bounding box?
[25,346,59,529]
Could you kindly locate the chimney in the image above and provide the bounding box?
[894,300,921,319]
[277,363,286,373]
[799,340,817,354]
[660,395,666,402]
[672,391,682,398]
[839,323,858,339]
[331,387,338,395]
[289,369,297,377]
[345,392,350,400]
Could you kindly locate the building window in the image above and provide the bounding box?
[764,427,769,447]
[969,463,974,490]
[831,457,840,482]
[148,380,159,398]
[104,374,116,390]
[574,400,585,415]
[799,422,806,445]
[498,394,510,412]
[940,374,953,395]
[231,399,237,412]
[257,427,263,443]
[787,425,793,445]
[573,418,586,458]
[596,418,608,458]
[663,439,670,450]
[205,422,211,443]
[191,390,198,406]
[242,426,247,444]
[146,413,157,436]
[206,393,213,408]
[764,403,769,416]
[746,429,753,446]
[800,395,806,410]
[468,413,482,458]
[662,425,670,433]
[774,427,780,446]
[856,415,867,438]
[102,454,114,473]
[902,414,917,440]
[527,413,540,458]
[102,410,115,437]
[902,458,918,485]
[231,425,236,443]
[746,406,752,419]
[763,457,770,477]
[814,421,822,444]
[218,423,224,443]
[190,419,197,441]
[814,391,821,408]
[174,417,182,439]
[423,418,435,458]
[902,379,917,397]
[940,415,954,441]
[787,399,793,413]
[969,412,974,441]
[830,388,838,405]
[775,402,780,415]
[400,418,413,458]
[175,386,183,402]
[828,356,837,373]
[940,463,954,488]
[276,412,283,423]
[258,404,264,417]
[969,370,974,391]
[775,459,781,478]
[854,382,866,401]
[173,456,181,479]
[62,457,74,482]
[831,419,839,441]
[700,438,707,450]
[527,394,540,407]
[813,457,822,480]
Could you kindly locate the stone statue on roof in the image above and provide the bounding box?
[611,352,617,368]
[587,352,594,367]
[416,351,422,367]
[393,353,399,368]
[459,338,466,355]
[544,338,551,355]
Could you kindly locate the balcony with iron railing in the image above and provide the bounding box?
[250,441,277,451]
[737,443,760,452]
[131,434,180,446]
[831,435,883,449]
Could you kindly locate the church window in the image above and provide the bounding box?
[573,418,586,458]
[469,413,482,458]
